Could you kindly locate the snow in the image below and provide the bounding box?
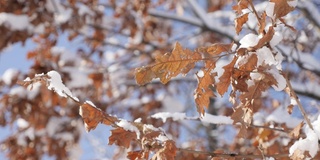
[278,45,320,72]
[1,68,19,85]
[85,100,97,108]
[78,4,94,16]
[288,0,298,7]
[299,1,320,27]
[162,95,184,112]
[266,107,301,128]
[151,112,187,123]
[270,32,283,47]
[116,120,140,139]
[17,118,29,128]
[265,2,275,18]
[17,127,35,146]
[46,70,78,101]
[26,82,41,99]
[201,113,233,125]
[290,97,298,105]
[239,33,259,48]
[0,13,31,31]
[156,134,169,142]
[45,0,73,25]
[151,112,233,125]
[291,81,320,100]
[266,67,286,91]
[256,47,279,68]
[9,86,27,98]
[143,124,161,132]
[62,67,91,88]
[47,117,75,141]
[197,70,204,78]
[289,114,320,158]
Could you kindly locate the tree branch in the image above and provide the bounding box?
[178,148,288,159]
[285,75,314,130]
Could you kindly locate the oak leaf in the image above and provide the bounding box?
[109,128,137,148]
[127,151,146,160]
[252,26,274,50]
[270,0,295,19]
[195,62,216,115]
[216,57,238,96]
[151,140,177,160]
[289,122,304,139]
[79,102,104,132]
[206,43,233,55]
[258,12,267,34]
[235,13,249,35]
[232,0,249,15]
[232,54,257,92]
[135,42,201,85]
[290,149,309,160]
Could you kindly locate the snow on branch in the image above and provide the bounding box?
[46,71,79,101]
[151,112,233,125]
[298,1,320,28]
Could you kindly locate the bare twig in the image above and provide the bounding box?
[285,75,314,130]
[178,148,288,159]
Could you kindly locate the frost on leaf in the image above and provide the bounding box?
[135,42,201,85]
[270,0,295,19]
[216,57,238,96]
[109,127,137,148]
[235,13,249,35]
[151,140,177,160]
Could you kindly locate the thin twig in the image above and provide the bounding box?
[285,75,314,130]
[178,148,288,158]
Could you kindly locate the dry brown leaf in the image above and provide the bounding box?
[231,107,245,125]
[239,54,258,71]
[127,150,146,160]
[232,54,257,92]
[258,12,267,34]
[206,43,233,55]
[194,62,216,115]
[238,125,248,138]
[289,122,304,139]
[88,73,103,89]
[135,42,201,85]
[135,66,156,85]
[235,13,249,35]
[287,104,294,114]
[252,26,275,50]
[270,0,295,19]
[232,0,250,15]
[290,149,309,160]
[151,140,177,160]
[79,102,104,132]
[109,128,137,148]
[216,57,238,96]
